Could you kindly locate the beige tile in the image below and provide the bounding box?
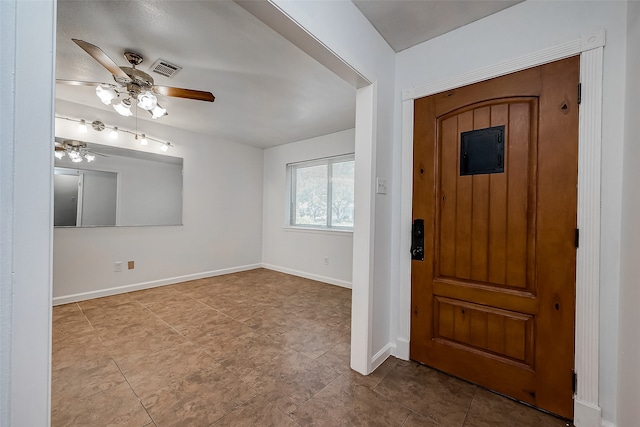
[186,316,255,357]
[268,320,347,360]
[52,314,95,344]
[463,388,569,427]
[141,367,257,427]
[345,355,400,389]
[291,375,411,426]
[52,356,125,402]
[127,285,184,306]
[154,304,225,336]
[52,381,151,427]
[403,412,442,426]
[77,292,135,310]
[243,347,340,404]
[212,394,299,427]
[117,341,217,399]
[52,330,108,370]
[214,332,286,377]
[102,323,188,363]
[52,302,82,320]
[374,360,476,427]
[315,341,351,374]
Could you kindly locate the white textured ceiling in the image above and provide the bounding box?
[56,0,357,149]
[57,1,525,149]
[352,0,523,52]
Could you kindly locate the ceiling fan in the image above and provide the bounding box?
[57,39,215,119]
[54,139,108,163]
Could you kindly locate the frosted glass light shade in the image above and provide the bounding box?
[113,99,133,117]
[150,104,167,119]
[137,91,157,111]
[96,85,117,105]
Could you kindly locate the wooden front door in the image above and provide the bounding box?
[410,56,579,419]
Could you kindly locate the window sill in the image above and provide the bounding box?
[283,226,353,236]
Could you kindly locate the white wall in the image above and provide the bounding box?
[616,2,640,425]
[270,0,397,372]
[53,107,264,303]
[262,129,355,287]
[393,1,628,425]
[1,0,55,424]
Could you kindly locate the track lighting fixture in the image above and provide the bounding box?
[55,116,175,153]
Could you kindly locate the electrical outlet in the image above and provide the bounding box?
[324,256,329,265]
[376,177,388,195]
[128,261,134,270]
[114,261,122,272]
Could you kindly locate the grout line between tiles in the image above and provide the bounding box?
[461,386,479,426]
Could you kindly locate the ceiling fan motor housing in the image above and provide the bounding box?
[114,66,155,99]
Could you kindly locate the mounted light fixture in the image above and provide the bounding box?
[95,84,117,105]
[150,104,167,119]
[55,116,175,153]
[55,140,100,164]
[78,119,88,133]
[58,39,214,121]
[137,91,158,111]
[112,98,133,117]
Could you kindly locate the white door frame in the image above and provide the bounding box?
[397,30,605,426]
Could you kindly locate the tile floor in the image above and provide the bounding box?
[52,268,571,426]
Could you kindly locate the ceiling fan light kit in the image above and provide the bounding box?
[112,98,133,117]
[55,140,98,163]
[95,84,117,105]
[137,91,158,111]
[58,39,214,120]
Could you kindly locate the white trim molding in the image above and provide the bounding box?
[261,263,352,289]
[52,264,262,305]
[398,30,605,426]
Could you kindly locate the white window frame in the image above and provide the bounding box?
[287,153,355,231]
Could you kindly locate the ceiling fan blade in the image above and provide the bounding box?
[56,79,108,87]
[72,39,129,79]
[153,85,215,102]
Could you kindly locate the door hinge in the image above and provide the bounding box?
[575,228,580,248]
[572,370,578,394]
[578,83,582,105]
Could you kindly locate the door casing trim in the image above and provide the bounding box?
[397,30,605,426]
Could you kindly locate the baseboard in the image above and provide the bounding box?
[574,398,602,427]
[52,263,263,305]
[393,337,410,360]
[261,263,352,289]
[371,342,394,372]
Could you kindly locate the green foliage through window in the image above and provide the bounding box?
[288,154,354,230]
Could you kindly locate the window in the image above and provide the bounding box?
[288,154,355,230]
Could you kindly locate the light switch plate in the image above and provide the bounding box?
[376,177,388,195]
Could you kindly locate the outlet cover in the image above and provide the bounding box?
[114,261,122,272]
[128,261,135,270]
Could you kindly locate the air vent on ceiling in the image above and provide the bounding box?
[150,59,182,78]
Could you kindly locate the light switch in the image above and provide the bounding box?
[376,177,388,195]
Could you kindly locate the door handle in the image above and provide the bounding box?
[411,219,424,261]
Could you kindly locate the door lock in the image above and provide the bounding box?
[411,219,425,261]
